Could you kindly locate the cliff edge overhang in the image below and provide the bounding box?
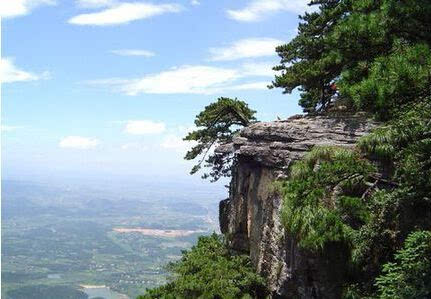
[217,113,377,169]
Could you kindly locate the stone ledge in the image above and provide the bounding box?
[217,114,378,168]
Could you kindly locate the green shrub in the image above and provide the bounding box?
[375,231,431,299]
[279,146,375,250]
[138,234,267,299]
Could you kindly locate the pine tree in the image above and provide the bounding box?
[184,97,256,181]
[272,0,431,119]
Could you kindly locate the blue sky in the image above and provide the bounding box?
[1,0,309,183]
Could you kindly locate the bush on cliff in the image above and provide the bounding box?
[138,234,267,299]
[279,146,375,250]
[352,102,431,280]
[375,230,431,299]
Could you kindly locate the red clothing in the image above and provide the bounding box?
[330,83,337,91]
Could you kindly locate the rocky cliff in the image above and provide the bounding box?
[218,114,378,298]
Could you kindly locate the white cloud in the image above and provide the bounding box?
[110,49,155,57]
[0,0,55,18]
[101,65,239,95]
[209,38,283,61]
[124,120,166,135]
[190,0,200,5]
[241,62,277,77]
[76,0,116,8]
[86,63,276,95]
[227,0,313,22]
[161,135,196,152]
[68,2,182,26]
[1,58,50,83]
[59,136,100,149]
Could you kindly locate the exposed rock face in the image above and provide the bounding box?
[218,114,378,298]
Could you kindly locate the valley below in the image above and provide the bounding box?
[1,179,223,299]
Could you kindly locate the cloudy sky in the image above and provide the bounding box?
[2,0,309,182]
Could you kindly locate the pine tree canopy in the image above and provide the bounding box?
[183,97,256,182]
[271,0,431,119]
